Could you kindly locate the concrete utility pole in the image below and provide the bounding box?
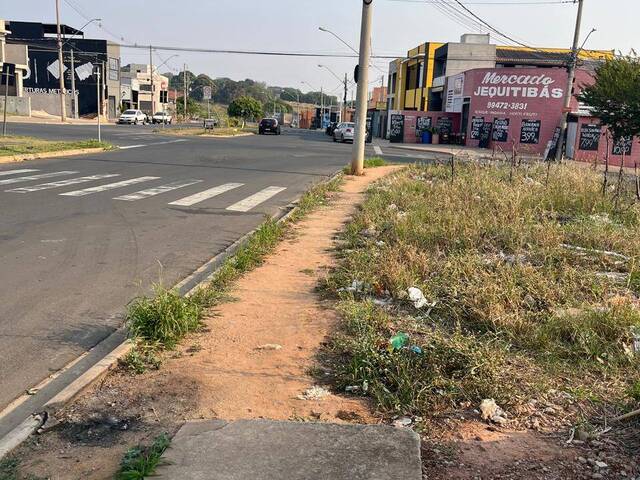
[343,73,348,123]
[149,45,154,116]
[96,66,101,142]
[70,49,77,118]
[555,0,584,161]
[55,0,66,122]
[320,87,324,129]
[351,0,373,175]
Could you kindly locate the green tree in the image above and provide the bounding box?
[228,96,263,125]
[176,96,204,119]
[579,54,640,140]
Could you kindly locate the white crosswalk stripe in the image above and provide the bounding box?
[168,183,244,207]
[0,171,78,186]
[60,176,160,197]
[0,169,39,177]
[7,174,120,193]
[114,179,203,201]
[226,186,286,212]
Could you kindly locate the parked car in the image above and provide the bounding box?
[118,109,147,125]
[152,111,172,124]
[333,122,355,143]
[259,118,281,135]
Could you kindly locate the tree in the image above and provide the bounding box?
[579,54,640,141]
[176,96,204,119]
[227,96,263,126]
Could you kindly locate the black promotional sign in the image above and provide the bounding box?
[520,120,541,144]
[437,117,453,134]
[366,116,373,144]
[546,126,562,160]
[612,137,633,156]
[478,122,493,149]
[492,118,509,142]
[389,114,404,143]
[416,116,432,133]
[470,116,484,140]
[579,124,601,151]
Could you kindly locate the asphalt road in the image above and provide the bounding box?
[1,125,384,416]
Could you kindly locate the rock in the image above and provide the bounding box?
[297,386,331,401]
[578,457,587,464]
[595,461,608,469]
[393,417,413,428]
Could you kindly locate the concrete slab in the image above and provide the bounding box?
[155,419,422,480]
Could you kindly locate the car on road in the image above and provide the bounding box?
[333,122,355,143]
[258,118,281,135]
[118,109,147,125]
[152,111,172,125]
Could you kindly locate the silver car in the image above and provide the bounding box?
[333,122,355,143]
[118,109,147,125]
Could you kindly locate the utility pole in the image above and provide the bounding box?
[320,86,324,129]
[96,66,101,142]
[183,63,187,122]
[101,61,105,120]
[555,0,584,161]
[343,73,348,123]
[70,49,77,118]
[351,0,373,175]
[149,45,154,117]
[2,69,9,136]
[55,0,66,122]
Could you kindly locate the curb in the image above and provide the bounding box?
[0,168,343,460]
[0,147,110,164]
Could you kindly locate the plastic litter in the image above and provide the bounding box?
[255,344,283,351]
[346,280,365,293]
[409,345,423,354]
[479,398,508,425]
[408,287,429,309]
[393,417,412,428]
[390,332,409,351]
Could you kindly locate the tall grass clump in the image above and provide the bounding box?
[326,161,640,417]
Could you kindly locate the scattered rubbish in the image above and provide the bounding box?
[297,386,331,401]
[595,461,608,469]
[409,345,423,354]
[408,287,430,309]
[372,297,393,307]
[387,203,398,211]
[26,388,38,396]
[361,227,377,238]
[375,240,386,247]
[396,211,407,219]
[632,327,640,353]
[389,332,409,351]
[589,213,615,226]
[595,271,629,284]
[497,251,528,265]
[479,399,508,425]
[560,243,630,261]
[255,344,283,351]
[362,380,369,392]
[345,280,365,293]
[393,417,413,428]
[345,385,360,393]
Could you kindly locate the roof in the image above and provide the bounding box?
[496,48,570,66]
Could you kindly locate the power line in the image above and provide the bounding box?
[386,0,571,4]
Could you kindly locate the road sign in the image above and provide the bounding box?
[202,86,212,101]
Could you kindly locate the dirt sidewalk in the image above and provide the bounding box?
[11,166,400,479]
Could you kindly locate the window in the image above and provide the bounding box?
[417,61,424,88]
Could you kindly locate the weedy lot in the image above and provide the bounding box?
[325,161,640,431]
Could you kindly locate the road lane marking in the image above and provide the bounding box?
[168,183,244,207]
[114,179,203,201]
[373,145,383,155]
[226,186,287,212]
[7,174,121,193]
[119,144,146,149]
[0,171,78,186]
[0,169,39,177]
[60,176,160,197]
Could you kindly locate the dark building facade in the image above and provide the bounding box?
[6,21,121,118]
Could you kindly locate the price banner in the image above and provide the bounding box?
[579,124,600,151]
[470,116,484,140]
[520,119,541,144]
[492,118,509,142]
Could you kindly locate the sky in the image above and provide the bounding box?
[3,0,639,98]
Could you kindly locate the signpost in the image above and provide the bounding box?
[203,85,212,119]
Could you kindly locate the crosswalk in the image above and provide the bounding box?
[0,168,288,213]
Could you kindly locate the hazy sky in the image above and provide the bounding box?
[4,0,639,97]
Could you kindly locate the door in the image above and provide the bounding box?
[566,121,578,159]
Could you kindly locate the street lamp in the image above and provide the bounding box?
[318,25,385,75]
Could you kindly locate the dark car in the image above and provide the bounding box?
[325,122,338,136]
[259,118,281,135]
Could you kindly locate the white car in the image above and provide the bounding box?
[333,122,355,143]
[152,112,172,125]
[118,109,147,125]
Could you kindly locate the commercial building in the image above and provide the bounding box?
[385,34,637,166]
[5,20,121,118]
[120,63,170,115]
[0,19,31,115]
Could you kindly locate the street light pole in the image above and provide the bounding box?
[55,0,66,122]
[149,45,154,117]
[351,0,373,176]
[555,0,584,161]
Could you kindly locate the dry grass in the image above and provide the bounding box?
[0,136,111,157]
[325,161,640,417]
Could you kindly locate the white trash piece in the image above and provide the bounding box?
[408,287,432,309]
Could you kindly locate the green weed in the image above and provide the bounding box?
[115,433,170,480]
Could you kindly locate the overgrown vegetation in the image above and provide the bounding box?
[0,136,112,157]
[115,433,170,480]
[121,174,344,373]
[326,161,640,418]
[0,458,44,480]
[343,156,388,174]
